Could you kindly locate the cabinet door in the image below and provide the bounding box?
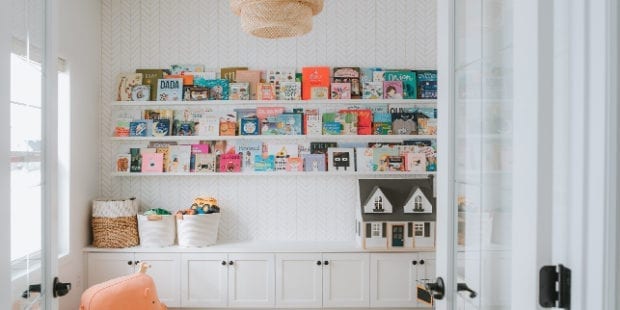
[180,253,228,308]
[275,253,323,308]
[415,252,435,308]
[370,253,417,308]
[134,253,181,307]
[228,253,275,308]
[322,253,370,308]
[87,252,134,287]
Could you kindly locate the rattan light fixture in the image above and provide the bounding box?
[230,0,324,39]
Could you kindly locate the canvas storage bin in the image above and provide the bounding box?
[91,198,140,248]
[176,213,221,247]
[137,214,176,247]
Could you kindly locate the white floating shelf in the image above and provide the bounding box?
[110,134,437,142]
[110,171,437,177]
[111,98,437,107]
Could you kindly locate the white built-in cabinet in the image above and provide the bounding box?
[370,252,435,308]
[87,252,181,307]
[180,253,275,308]
[87,249,434,309]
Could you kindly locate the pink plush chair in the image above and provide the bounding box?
[80,263,167,310]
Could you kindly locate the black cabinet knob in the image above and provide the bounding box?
[419,260,425,265]
[412,260,418,265]
[324,261,329,265]
[316,260,322,266]
[221,261,227,266]
[127,261,133,266]
[229,261,234,265]
[134,260,140,265]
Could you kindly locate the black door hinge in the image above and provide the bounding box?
[539,264,571,309]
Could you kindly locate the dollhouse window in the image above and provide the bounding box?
[373,196,384,212]
[414,223,425,236]
[371,223,382,237]
[413,195,423,212]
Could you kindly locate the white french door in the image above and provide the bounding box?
[436,0,618,309]
[6,0,62,308]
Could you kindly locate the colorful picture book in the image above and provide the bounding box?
[362,82,383,99]
[392,113,417,135]
[194,79,230,100]
[331,82,351,99]
[235,70,262,100]
[332,67,361,98]
[302,66,330,100]
[183,86,209,101]
[190,144,210,172]
[130,148,141,172]
[168,145,191,173]
[383,80,404,99]
[156,78,183,101]
[170,64,204,75]
[384,71,417,99]
[221,67,248,82]
[219,154,241,172]
[116,154,131,172]
[285,157,303,172]
[405,152,427,172]
[257,83,276,100]
[229,82,250,100]
[194,153,216,172]
[416,71,437,99]
[237,141,262,172]
[254,154,275,171]
[141,152,164,173]
[116,73,143,101]
[327,147,355,172]
[355,147,374,172]
[302,153,326,172]
[136,69,169,101]
[131,85,150,101]
[278,81,301,100]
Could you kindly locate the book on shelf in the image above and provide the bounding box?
[362,81,383,99]
[130,148,141,172]
[237,140,263,172]
[332,67,361,98]
[240,118,259,135]
[372,71,385,82]
[235,70,262,100]
[190,144,210,172]
[156,78,183,101]
[385,155,405,171]
[219,154,241,172]
[209,140,227,156]
[266,143,299,172]
[170,64,204,75]
[190,71,217,81]
[168,145,191,173]
[355,147,374,173]
[194,79,230,100]
[304,109,322,135]
[302,66,330,100]
[327,147,355,172]
[266,68,296,98]
[383,80,404,99]
[416,70,437,99]
[131,85,151,101]
[262,113,302,135]
[330,82,351,99]
[384,71,417,99]
[194,153,216,172]
[285,157,303,171]
[256,83,276,100]
[360,67,382,84]
[392,113,417,135]
[129,120,152,136]
[219,112,237,136]
[150,141,175,172]
[229,82,250,100]
[404,152,427,173]
[116,154,131,173]
[116,72,143,101]
[302,153,326,172]
[372,146,400,171]
[112,109,140,137]
[221,66,248,82]
[254,154,275,171]
[141,152,164,173]
[338,111,358,135]
[174,120,195,136]
[278,81,301,100]
[136,69,169,101]
[152,119,171,137]
[183,86,209,101]
[417,117,437,135]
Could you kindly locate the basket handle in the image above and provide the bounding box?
[147,214,163,221]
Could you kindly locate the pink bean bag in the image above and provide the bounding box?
[80,263,167,310]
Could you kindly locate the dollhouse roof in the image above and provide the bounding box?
[358,178,435,222]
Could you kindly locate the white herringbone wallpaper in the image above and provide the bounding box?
[100,0,437,242]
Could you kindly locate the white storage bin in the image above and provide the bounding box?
[137,214,176,247]
[176,213,221,247]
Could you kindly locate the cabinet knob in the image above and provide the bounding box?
[412,260,418,265]
[323,261,329,265]
[419,259,425,265]
[228,261,234,266]
[134,260,140,265]
[127,261,133,266]
[221,261,227,266]
[316,260,322,266]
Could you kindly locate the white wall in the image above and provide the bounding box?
[58,0,100,308]
[100,0,437,242]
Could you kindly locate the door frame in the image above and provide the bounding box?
[1,0,11,307]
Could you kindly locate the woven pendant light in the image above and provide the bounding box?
[231,0,324,39]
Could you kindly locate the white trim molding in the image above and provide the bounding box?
[1,0,11,307]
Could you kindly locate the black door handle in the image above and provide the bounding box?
[425,277,445,300]
[22,284,41,298]
[457,282,477,298]
[53,277,72,298]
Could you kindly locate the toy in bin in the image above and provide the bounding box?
[176,196,220,217]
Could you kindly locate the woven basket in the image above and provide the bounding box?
[176,213,221,247]
[92,216,139,248]
[92,198,138,218]
[137,214,176,247]
[230,0,323,39]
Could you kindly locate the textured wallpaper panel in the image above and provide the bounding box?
[100,0,437,242]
